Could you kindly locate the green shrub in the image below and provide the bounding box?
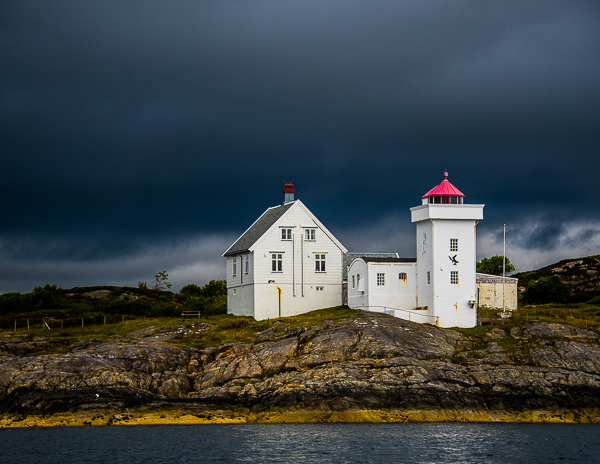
[182,296,206,313]
[587,296,600,305]
[147,301,180,318]
[524,275,569,304]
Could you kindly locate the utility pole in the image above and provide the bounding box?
[503,222,506,316]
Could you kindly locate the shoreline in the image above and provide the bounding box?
[3,408,600,428]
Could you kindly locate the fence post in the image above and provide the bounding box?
[122,315,125,323]
[14,320,16,332]
[27,319,29,330]
[82,318,84,328]
[104,316,106,326]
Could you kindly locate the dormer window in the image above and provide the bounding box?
[305,229,316,241]
[281,228,292,240]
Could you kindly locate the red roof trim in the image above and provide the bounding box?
[422,172,464,198]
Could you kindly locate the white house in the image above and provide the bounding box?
[222,184,347,320]
[347,257,427,322]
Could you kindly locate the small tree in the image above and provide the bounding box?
[179,283,202,298]
[151,271,172,291]
[476,255,515,276]
[137,281,147,289]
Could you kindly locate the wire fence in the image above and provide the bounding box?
[0,314,133,331]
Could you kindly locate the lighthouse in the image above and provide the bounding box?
[410,172,484,328]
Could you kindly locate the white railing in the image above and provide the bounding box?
[351,305,435,325]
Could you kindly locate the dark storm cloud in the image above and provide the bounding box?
[1,1,599,290]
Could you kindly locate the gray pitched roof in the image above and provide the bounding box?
[362,257,417,263]
[223,202,294,256]
[342,252,400,280]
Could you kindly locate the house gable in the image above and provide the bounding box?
[248,200,347,255]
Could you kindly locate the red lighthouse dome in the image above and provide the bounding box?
[421,172,464,204]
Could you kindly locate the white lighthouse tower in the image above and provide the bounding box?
[410,172,484,328]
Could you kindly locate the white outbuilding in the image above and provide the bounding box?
[223,184,347,320]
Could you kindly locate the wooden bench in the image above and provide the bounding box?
[181,311,201,318]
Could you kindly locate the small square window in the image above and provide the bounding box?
[399,272,407,281]
[377,273,385,286]
[450,238,458,252]
[281,228,292,240]
[305,229,316,241]
[316,286,324,292]
[451,271,459,285]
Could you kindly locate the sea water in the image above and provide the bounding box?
[1,423,599,463]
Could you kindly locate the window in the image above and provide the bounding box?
[451,271,459,285]
[244,255,249,274]
[315,254,326,272]
[316,286,324,292]
[427,271,431,285]
[399,272,407,281]
[232,257,237,277]
[450,238,458,252]
[272,253,283,272]
[305,229,316,241]
[377,273,385,286]
[352,275,355,288]
[233,289,236,295]
[281,228,292,240]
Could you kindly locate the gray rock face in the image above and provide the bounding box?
[1,315,600,416]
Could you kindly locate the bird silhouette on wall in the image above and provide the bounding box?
[449,255,459,265]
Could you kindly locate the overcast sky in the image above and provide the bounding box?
[1,1,599,292]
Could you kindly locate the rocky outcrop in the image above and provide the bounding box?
[2,313,600,421]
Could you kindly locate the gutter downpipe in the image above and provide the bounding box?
[301,234,304,297]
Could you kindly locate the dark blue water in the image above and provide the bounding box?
[1,423,599,463]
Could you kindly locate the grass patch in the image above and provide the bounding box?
[2,306,361,353]
[175,306,360,349]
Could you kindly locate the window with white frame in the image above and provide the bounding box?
[427,271,431,285]
[377,273,385,286]
[272,253,283,272]
[281,228,292,240]
[352,275,355,288]
[244,255,249,274]
[399,272,407,281]
[450,238,458,252]
[316,286,324,292]
[315,254,326,272]
[451,271,459,285]
[305,229,316,241]
[233,289,236,295]
[232,257,237,277]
